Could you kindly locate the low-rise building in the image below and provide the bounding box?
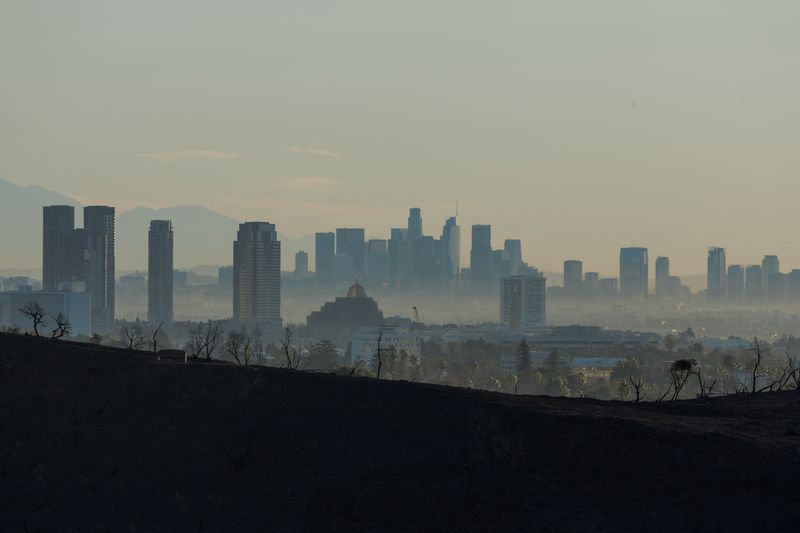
[350,326,422,369]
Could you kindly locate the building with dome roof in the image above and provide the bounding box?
[306,282,384,339]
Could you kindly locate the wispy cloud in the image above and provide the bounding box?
[272,177,340,193]
[137,150,243,161]
[282,146,342,158]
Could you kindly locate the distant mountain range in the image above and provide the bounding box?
[0,177,314,273]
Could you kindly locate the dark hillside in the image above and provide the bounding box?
[1,334,799,531]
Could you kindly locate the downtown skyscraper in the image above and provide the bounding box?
[707,247,727,301]
[148,220,173,326]
[233,222,281,333]
[619,247,648,299]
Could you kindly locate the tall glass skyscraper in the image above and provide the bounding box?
[148,220,174,326]
[619,247,648,299]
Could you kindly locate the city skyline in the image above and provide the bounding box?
[3,3,800,275]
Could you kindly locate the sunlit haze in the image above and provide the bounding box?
[2,1,799,274]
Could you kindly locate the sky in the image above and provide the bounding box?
[1,1,799,276]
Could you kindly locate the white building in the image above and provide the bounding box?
[350,326,422,369]
[0,291,92,337]
[501,275,546,333]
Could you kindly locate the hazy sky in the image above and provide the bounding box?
[2,1,798,275]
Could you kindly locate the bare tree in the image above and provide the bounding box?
[281,326,304,369]
[149,322,164,353]
[225,329,254,366]
[628,376,644,402]
[189,320,224,360]
[374,330,383,379]
[19,302,48,336]
[694,368,718,400]
[49,312,72,339]
[121,323,146,350]
[750,338,764,395]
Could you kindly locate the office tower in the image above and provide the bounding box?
[414,236,437,285]
[655,256,670,298]
[218,265,234,289]
[500,274,546,333]
[787,270,800,303]
[439,217,461,282]
[366,239,390,284]
[584,272,599,298]
[42,205,75,291]
[563,260,583,297]
[667,276,683,300]
[707,247,726,301]
[619,247,648,299]
[314,232,335,284]
[745,265,763,301]
[84,206,115,333]
[389,228,413,288]
[762,255,780,295]
[504,239,522,275]
[233,222,281,332]
[727,265,745,301]
[470,225,492,293]
[294,250,309,278]
[147,220,174,326]
[336,228,366,277]
[767,272,787,303]
[598,278,618,298]
[407,208,422,241]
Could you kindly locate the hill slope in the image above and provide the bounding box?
[1,334,799,531]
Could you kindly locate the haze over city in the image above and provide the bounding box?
[3,1,799,274]
[3,3,800,531]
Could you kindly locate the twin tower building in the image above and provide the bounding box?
[43,205,282,335]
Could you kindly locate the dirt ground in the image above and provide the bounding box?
[1,333,799,532]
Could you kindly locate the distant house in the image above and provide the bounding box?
[306,282,384,338]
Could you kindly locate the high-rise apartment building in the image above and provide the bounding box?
[470,224,492,293]
[655,256,670,298]
[42,205,75,291]
[619,247,648,299]
[84,206,115,333]
[500,274,546,333]
[233,222,281,332]
[314,232,335,284]
[148,220,173,326]
[707,247,726,301]
[563,260,583,297]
